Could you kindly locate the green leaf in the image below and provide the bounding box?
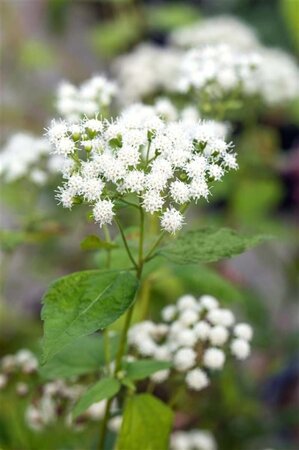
[123,360,172,381]
[41,270,138,363]
[171,265,243,303]
[158,227,270,265]
[146,3,201,32]
[80,235,118,251]
[72,377,120,419]
[117,394,173,450]
[39,333,120,380]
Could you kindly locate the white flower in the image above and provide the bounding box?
[137,339,157,357]
[0,133,51,183]
[170,180,190,204]
[171,429,217,450]
[154,345,172,361]
[81,178,104,202]
[161,208,184,233]
[178,44,261,102]
[86,400,107,420]
[207,308,235,327]
[150,369,170,384]
[55,137,75,156]
[47,120,68,143]
[154,97,178,121]
[121,170,145,193]
[177,295,198,311]
[176,329,197,348]
[93,199,115,226]
[142,190,164,213]
[108,415,122,432]
[113,43,181,104]
[186,368,209,391]
[56,75,117,120]
[47,106,235,233]
[85,119,103,133]
[173,347,197,372]
[230,338,251,360]
[203,348,225,370]
[56,187,74,209]
[170,15,259,50]
[0,374,8,389]
[193,321,211,341]
[199,295,219,310]
[179,309,199,326]
[234,323,253,341]
[170,432,191,450]
[208,326,229,346]
[161,305,177,322]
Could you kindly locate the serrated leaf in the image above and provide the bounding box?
[41,270,138,363]
[117,394,173,450]
[72,377,120,419]
[39,333,120,380]
[158,227,270,265]
[123,359,172,381]
[80,235,118,251]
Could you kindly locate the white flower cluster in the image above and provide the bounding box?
[0,133,57,184]
[113,44,181,104]
[47,103,235,232]
[170,15,259,50]
[0,349,38,384]
[128,294,253,389]
[255,48,299,106]
[179,44,261,100]
[25,379,86,431]
[56,74,117,120]
[171,429,217,450]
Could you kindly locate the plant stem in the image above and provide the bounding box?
[98,209,145,450]
[138,205,144,276]
[144,231,166,262]
[144,203,190,262]
[114,216,138,270]
[103,225,112,269]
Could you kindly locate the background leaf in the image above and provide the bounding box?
[80,235,118,251]
[72,377,120,419]
[39,333,119,380]
[123,359,172,381]
[117,394,173,450]
[158,227,270,265]
[41,270,138,363]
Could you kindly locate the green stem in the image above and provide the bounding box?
[118,198,140,209]
[138,205,145,275]
[114,216,138,270]
[144,231,166,262]
[103,224,111,269]
[98,208,145,450]
[144,203,190,262]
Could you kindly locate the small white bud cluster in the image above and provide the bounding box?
[0,133,56,184]
[128,294,253,390]
[254,48,299,106]
[113,43,181,105]
[56,75,117,120]
[170,15,259,51]
[0,349,38,376]
[25,379,85,431]
[178,44,262,100]
[171,429,217,450]
[47,103,236,232]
